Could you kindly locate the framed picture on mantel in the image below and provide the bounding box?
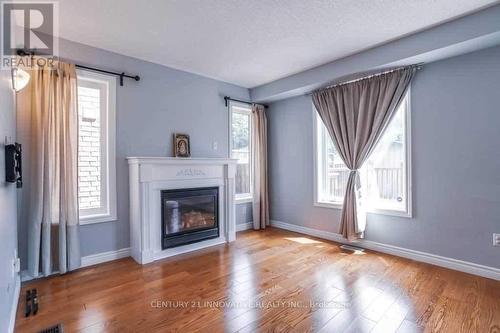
[173,133,190,158]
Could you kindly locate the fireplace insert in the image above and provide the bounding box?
[161,187,219,249]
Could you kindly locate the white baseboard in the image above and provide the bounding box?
[20,247,132,282]
[20,225,253,280]
[8,275,20,333]
[270,220,500,281]
[80,247,131,268]
[20,269,58,282]
[271,220,345,243]
[236,222,254,232]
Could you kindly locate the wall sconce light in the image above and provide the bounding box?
[11,67,30,92]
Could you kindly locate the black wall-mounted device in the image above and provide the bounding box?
[5,143,22,188]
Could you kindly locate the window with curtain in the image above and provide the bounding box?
[229,102,253,202]
[314,93,411,216]
[77,69,117,224]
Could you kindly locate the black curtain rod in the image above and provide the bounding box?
[16,49,140,86]
[224,96,268,108]
[75,64,140,86]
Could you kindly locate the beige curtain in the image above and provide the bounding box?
[312,67,416,240]
[24,58,81,277]
[251,104,269,230]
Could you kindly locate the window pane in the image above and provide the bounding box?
[232,112,250,151]
[364,103,406,211]
[231,109,251,195]
[323,129,348,202]
[235,158,251,194]
[77,86,101,210]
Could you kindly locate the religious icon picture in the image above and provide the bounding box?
[173,133,190,157]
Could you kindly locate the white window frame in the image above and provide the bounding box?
[228,101,253,204]
[77,69,117,225]
[313,92,412,218]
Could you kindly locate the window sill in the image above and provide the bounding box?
[314,201,343,210]
[235,196,253,204]
[368,208,412,219]
[79,213,117,225]
[314,201,412,218]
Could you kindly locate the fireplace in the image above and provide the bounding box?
[161,187,219,249]
[128,157,236,264]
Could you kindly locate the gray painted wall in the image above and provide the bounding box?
[17,37,252,268]
[0,69,18,330]
[268,45,500,269]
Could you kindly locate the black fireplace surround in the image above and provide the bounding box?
[161,187,219,249]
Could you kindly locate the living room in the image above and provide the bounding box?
[1,1,499,332]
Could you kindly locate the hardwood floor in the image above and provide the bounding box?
[15,228,500,333]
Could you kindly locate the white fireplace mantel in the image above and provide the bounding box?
[127,157,238,264]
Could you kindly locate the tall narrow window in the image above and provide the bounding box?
[77,70,117,224]
[229,102,253,202]
[314,93,411,216]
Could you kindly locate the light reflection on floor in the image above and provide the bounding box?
[284,237,323,244]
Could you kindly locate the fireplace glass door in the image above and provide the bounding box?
[161,187,219,249]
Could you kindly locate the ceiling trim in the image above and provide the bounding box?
[250,4,500,103]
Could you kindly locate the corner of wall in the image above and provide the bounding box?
[0,68,20,333]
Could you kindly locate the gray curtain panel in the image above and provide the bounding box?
[312,67,416,240]
[24,58,81,277]
[252,104,270,230]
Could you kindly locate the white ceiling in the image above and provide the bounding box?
[58,0,499,88]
